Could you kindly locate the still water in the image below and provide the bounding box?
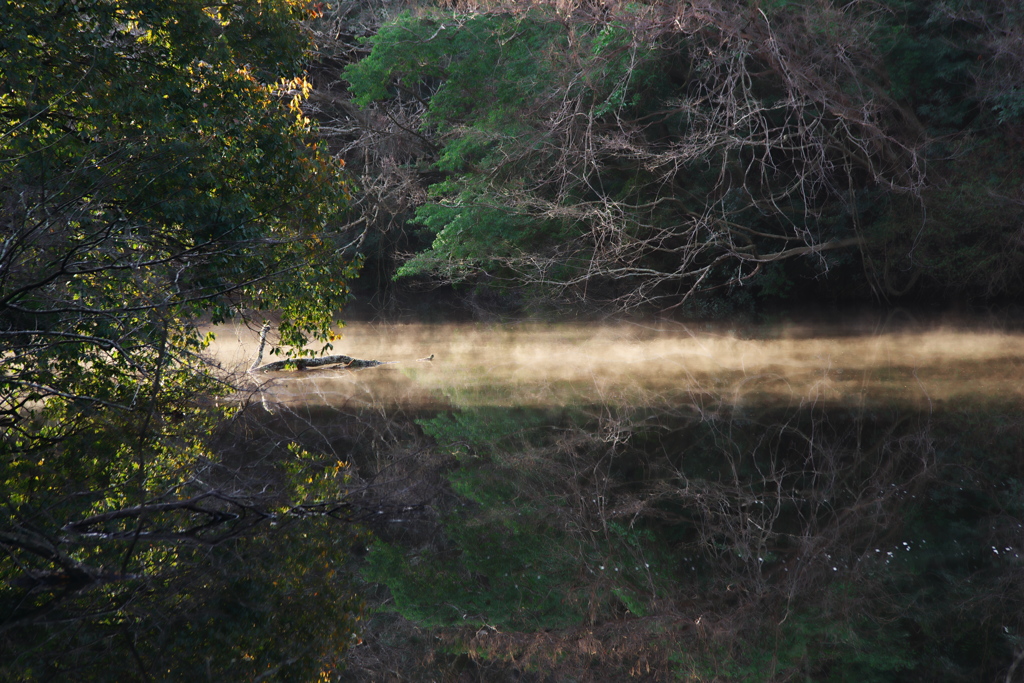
[208,317,1024,681]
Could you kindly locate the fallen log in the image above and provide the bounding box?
[246,323,394,373]
[252,354,386,372]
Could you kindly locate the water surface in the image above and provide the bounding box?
[208,320,1024,410]
[206,317,1024,680]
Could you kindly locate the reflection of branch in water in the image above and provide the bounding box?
[63,490,425,544]
[533,388,938,610]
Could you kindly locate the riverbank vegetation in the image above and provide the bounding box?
[1,1,364,678]
[311,0,1024,315]
[3,0,1023,680]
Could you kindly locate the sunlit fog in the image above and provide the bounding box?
[208,320,1024,409]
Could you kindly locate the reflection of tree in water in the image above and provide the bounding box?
[0,396,443,681]
[341,396,1024,682]
[9,380,1017,681]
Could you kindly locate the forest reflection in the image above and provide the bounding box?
[208,318,1024,681]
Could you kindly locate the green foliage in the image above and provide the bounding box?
[992,88,1024,124]
[0,0,355,465]
[396,185,558,281]
[344,0,1024,308]
[373,398,1024,680]
[417,407,548,458]
[1,0,365,676]
[1,0,357,346]
[346,11,566,131]
[370,408,679,636]
[754,262,795,300]
[345,8,671,291]
[364,516,583,631]
[863,135,1024,296]
[1,516,365,682]
[687,606,915,683]
[871,2,978,129]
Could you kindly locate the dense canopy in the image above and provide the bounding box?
[1,0,362,678]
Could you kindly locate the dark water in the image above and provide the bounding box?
[215,319,1024,681]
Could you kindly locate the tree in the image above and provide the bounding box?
[1,0,364,676]
[339,0,1023,312]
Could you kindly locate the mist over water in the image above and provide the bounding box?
[208,319,1024,409]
